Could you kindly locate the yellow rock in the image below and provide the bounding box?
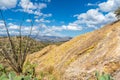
[26,20,120,80]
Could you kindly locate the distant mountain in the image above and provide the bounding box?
[0,34,72,42]
[31,35,72,42]
[0,36,50,54]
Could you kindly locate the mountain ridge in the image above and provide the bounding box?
[31,35,72,42]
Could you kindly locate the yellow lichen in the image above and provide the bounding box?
[64,56,77,66]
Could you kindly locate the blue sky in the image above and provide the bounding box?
[0,0,119,37]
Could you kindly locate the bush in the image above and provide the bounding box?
[0,64,38,80]
[95,71,114,80]
[0,71,38,80]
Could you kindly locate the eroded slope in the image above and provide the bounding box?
[26,21,120,80]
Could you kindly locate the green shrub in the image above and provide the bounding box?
[0,64,38,80]
[95,71,114,80]
[0,71,38,80]
[0,64,56,80]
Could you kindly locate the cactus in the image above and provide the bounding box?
[0,64,55,80]
[0,71,38,80]
[0,74,8,80]
[95,71,113,80]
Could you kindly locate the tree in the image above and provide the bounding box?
[0,5,40,74]
[115,7,120,20]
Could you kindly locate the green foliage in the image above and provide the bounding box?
[0,64,4,70]
[95,71,114,80]
[0,71,38,80]
[0,69,56,80]
[23,61,37,77]
[0,64,38,80]
[0,74,8,80]
[24,63,56,80]
[0,64,7,76]
[0,36,58,74]
[0,36,62,79]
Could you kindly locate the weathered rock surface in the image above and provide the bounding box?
[26,21,120,80]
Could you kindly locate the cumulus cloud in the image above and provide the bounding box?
[0,22,40,36]
[73,9,116,29]
[39,0,119,36]
[65,23,83,31]
[19,0,47,16]
[37,23,82,36]
[0,0,119,37]
[35,18,50,23]
[0,20,5,29]
[42,23,82,35]
[20,0,47,10]
[99,0,120,12]
[8,23,19,30]
[72,0,119,30]
[0,0,53,36]
[0,0,17,9]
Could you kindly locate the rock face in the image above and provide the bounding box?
[26,21,120,80]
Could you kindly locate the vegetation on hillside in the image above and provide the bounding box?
[0,6,64,76]
[95,71,113,80]
[115,7,120,20]
[0,64,56,80]
[0,10,65,79]
[0,36,64,70]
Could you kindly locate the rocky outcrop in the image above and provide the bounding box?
[26,21,120,80]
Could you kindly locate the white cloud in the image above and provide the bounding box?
[18,0,52,24]
[0,22,40,36]
[73,0,120,29]
[1,0,119,37]
[42,13,52,18]
[35,18,50,23]
[9,26,18,30]
[0,0,17,9]
[41,23,82,35]
[38,23,82,37]
[0,21,5,29]
[37,3,47,9]
[19,0,47,16]
[87,3,98,6]
[65,23,83,31]
[72,0,120,30]
[73,9,117,29]
[8,23,19,30]
[99,0,120,12]
[26,19,32,22]
[36,0,119,36]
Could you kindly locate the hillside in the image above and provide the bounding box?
[0,36,65,70]
[0,37,47,54]
[26,20,120,80]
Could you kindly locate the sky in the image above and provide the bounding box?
[0,0,120,37]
